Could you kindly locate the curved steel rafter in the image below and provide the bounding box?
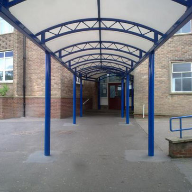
[78,65,125,75]
[99,73,134,81]
[74,61,129,71]
[54,41,146,59]
[88,70,123,78]
[67,53,134,68]
[84,70,123,78]
[71,59,132,70]
[36,18,164,43]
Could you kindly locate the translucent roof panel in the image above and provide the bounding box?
[101,0,186,33]
[9,0,98,34]
[1,0,190,80]
[102,31,153,52]
[46,31,99,53]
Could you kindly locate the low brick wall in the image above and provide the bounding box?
[166,137,192,158]
[0,97,23,119]
[0,97,93,119]
[26,97,93,118]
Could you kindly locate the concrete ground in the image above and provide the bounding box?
[136,117,192,187]
[0,112,192,192]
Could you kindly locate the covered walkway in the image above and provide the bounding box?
[1,0,192,157]
[0,113,192,191]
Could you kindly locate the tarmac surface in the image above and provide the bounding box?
[0,111,192,192]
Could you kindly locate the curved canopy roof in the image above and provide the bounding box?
[0,0,192,80]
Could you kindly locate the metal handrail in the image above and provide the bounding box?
[83,98,90,105]
[170,115,192,138]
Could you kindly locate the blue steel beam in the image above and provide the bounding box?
[98,79,101,110]
[77,67,126,77]
[80,74,83,117]
[60,47,140,60]
[68,53,134,67]
[172,0,192,7]
[72,59,132,69]
[74,61,130,70]
[126,72,130,124]
[148,51,155,156]
[55,41,146,59]
[84,70,123,78]
[73,73,76,124]
[79,68,124,75]
[44,51,51,156]
[121,78,124,118]
[99,73,134,82]
[0,0,25,8]
[78,66,125,76]
[77,65,126,74]
[36,18,164,43]
[88,70,123,78]
[82,78,98,82]
[97,0,102,65]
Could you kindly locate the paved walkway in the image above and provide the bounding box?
[0,113,192,192]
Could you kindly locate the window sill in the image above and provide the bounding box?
[170,92,192,95]
[174,32,192,36]
[0,81,13,84]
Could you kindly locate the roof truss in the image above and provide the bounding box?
[0,0,192,81]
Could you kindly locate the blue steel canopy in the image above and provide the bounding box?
[0,0,192,80]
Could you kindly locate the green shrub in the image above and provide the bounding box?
[0,84,9,96]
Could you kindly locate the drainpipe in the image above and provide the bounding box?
[23,35,26,117]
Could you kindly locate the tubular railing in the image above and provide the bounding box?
[170,115,192,138]
[83,98,90,105]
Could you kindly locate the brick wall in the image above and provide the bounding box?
[0,29,97,119]
[0,97,23,119]
[169,141,192,158]
[134,33,192,116]
[25,97,92,119]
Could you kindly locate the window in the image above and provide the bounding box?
[0,51,13,82]
[76,76,80,84]
[100,75,107,97]
[172,63,192,92]
[176,21,191,34]
[0,17,14,35]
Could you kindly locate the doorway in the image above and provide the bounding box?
[108,83,124,110]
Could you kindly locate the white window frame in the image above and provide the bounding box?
[0,51,13,83]
[171,62,192,93]
[0,17,14,35]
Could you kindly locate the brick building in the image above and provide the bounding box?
[0,18,97,119]
[134,21,192,117]
[0,18,192,119]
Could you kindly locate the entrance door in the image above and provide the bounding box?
[108,83,124,110]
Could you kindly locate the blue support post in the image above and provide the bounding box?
[131,80,134,111]
[148,51,155,156]
[80,75,83,117]
[121,78,124,118]
[73,73,76,124]
[44,51,51,156]
[126,73,130,124]
[98,79,101,110]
